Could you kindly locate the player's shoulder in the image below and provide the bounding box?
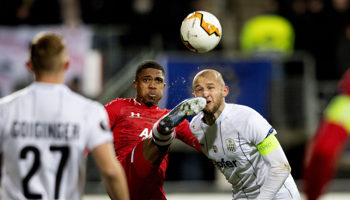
[105,97,135,107]
[0,87,30,107]
[326,94,350,110]
[224,103,258,119]
[220,103,269,131]
[324,94,350,122]
[231,104,272,131]
[64,88,105,112]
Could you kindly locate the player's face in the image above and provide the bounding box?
[134,68,165,106]
[193,74,228,115]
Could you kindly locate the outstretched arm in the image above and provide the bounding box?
[175,121,203,152]
[92,142,129,200]
[256,134,291,199]
[303,121,348,200]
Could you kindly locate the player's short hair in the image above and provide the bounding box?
[135,60,165,80]
[29,32,66,73]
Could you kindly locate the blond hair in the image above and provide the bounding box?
[29,32,66,74]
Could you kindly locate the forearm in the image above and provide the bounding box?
[92,143,129,200]
[256,146,291,199]
[101,161,129,200]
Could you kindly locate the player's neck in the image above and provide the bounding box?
[135,97,157,107]
[203,114,216,126]
[203,102,225,125]
[34,72,65,84]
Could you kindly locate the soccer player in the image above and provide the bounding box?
[104,60,206,200]
[0,32,129,200]
[303,69,350,200]
[190,69,301,199]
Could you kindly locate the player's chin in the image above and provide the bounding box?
[145,97,159,106]
[203,107,214,114]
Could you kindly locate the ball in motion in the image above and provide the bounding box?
[180,11,222,53]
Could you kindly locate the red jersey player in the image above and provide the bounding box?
[105,60,205,200]
[303,69,350,200]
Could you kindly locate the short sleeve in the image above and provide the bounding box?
[245,111,276,145]
[104,98,121,129]
[86,103,113,150]
[175,119,202,152]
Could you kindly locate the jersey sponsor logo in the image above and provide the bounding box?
[139,128,152,139]
[130,112,141,118]
[213,158,238,169]
[225,138,235,152]
[11,121,80,141]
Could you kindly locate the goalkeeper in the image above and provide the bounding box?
[190,69,301,199]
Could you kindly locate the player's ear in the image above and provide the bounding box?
[63,60,70,71]
[26,61,34,72]
[133,80,137,89]
[223,86,229,97]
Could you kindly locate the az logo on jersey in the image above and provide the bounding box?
[139,128,152,139]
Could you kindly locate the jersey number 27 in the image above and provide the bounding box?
[20,145,70,199]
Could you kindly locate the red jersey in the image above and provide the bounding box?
[105,97,202,163]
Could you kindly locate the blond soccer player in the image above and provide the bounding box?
[0,32,129,200]
[190,69,301,199]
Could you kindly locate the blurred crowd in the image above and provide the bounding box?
[278,0,350,80]
[1,0,349,81]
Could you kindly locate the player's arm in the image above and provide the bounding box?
[255,133,291,199]
[303,121,348,200]
[92,142,129,200]
[175,120,203,152]
[304,95,350,200]
[88,102,129,199]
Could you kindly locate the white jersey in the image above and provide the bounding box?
[190,103,299,199]
[0,82,113,200]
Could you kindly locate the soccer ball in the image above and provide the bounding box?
[180,11,222,53]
